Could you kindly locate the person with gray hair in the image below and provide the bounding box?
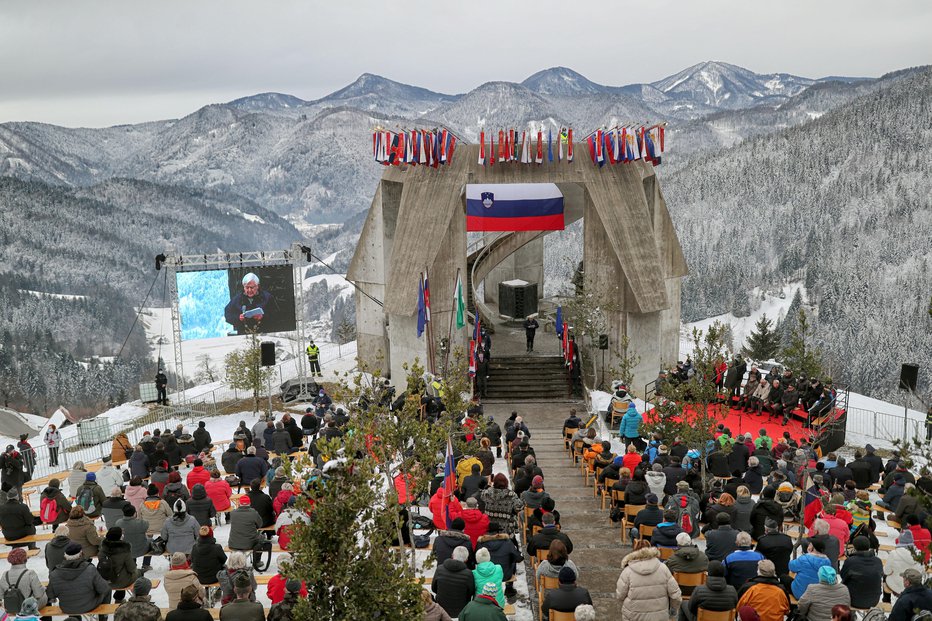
[723,532,765,590]
[431,545,474,618]
[224,271,273,335]
[574,604,597,621]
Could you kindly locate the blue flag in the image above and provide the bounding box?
[555,306,563,335]
[416,276,426,337]
[548,128,553,162]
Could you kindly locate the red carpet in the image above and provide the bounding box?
[646,402,818,445]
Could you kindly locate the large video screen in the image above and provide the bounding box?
[176,265,296,340]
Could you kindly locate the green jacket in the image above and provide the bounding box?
[459,595,507,621]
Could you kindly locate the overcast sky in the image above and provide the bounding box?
[1,0,929,127]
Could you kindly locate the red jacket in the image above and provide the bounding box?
[204,478,233,511]
[428,487,463,530]
[460,508,490,547]
[622,453,642,474]
[393,473,416,505]
[273,490,295,517]
[907,525,932,562]
[186,466,210,492]
[266,573,307,604]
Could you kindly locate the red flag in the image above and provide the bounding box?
[567,129,574,162]
[478,131,485,166]
[489,134,495,166]
[536,131,543,164]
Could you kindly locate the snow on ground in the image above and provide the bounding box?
[680,282,803,358]
[18,289,88,301]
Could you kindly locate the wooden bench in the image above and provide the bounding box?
[40,604,121,617]
[0,548,39,560]
[1,532,55,546]
[224,544,285,554]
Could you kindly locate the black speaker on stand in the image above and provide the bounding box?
[261,342,276,367]
[900,363,919,392]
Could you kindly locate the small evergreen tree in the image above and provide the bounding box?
[742,314,780,362]
[780,308,824,379]
[224,333,274,414]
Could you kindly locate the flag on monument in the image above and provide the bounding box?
[454,273,466,329]
[536,131,543,164]
[567,129,574,162]
[416,275,427,337]
[548,128,553,162]
[423,269,431,323]
[466,183,565,231]
[490,134,496,166]
[478,131,485,166]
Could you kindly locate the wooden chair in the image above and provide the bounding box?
[539,575,560,591]
[550,611,576,621]
[697,608,736,621]
[591,465,605,495]
[582,455,595,482]
[563,427,575,452]
[532,548,548,569]
[531,525,542,537]
[638,524,656,542]
[621,504,645,544]
[657,545,677,560]
[674,571,707,599]
[610,401,627,426]
[571,440,585,464]
[601,477,619,510]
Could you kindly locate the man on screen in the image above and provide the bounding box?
[224,272,273,334]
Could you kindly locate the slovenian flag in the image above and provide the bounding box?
[466,183,565,232]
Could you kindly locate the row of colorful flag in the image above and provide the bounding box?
[373,129,457,167]
[585,126,665,167]
[477,128,575,165]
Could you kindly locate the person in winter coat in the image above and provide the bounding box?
[519,475,549,510]
[435,518,476,567]
[272,485,295,518]
[1,547,48,609]
[732,487,756,533]
[461,497,490,546]
[66,461,88,498]
[536,539,578,580]
[247,480,275,527]
[162,499,201,555]
[115,577,162,621]
[789,539,833,599]
[270,423,292,455]
[889,568,932,621]
[884,529,923,596]
[478,474,522,535]
[193,422,212,454]
[163,552,205,610]
[754,519,793,576]
[645,463,666,500]
[541,566,593,621]
[723,532,764,591]
[65,505,100,557]
[125,477,148,511]
[139,484,173,536]
[191,525,227,585]
[46,543,112,613]
[749,487,784,540]
[420,588,453,621]
[98,457,125,494]
[45,524,72,570]
[234,448,269,487]
[150,445,170,475]
[74,472,107,518]
[165,583,212,621]
[228,495,263,551]
[98,527,139,598]
[472,547,504,608]
[205,470,234,514]
[264,554,307,605]
[527,513,573,556]
[651,509,685,547]
[186,484,216,527]
[163,471,190,509]
[217,551,257,605]
[475,522,521,595]
[128,448,150,480]
[186,460,211,492]
[616,546,682,621]
[115,505,150,566]
[458,586,507,621]
[839,536,882,609]
[705,513,739,562]
[680,561,736,621]
[101,487,132,530]
[221,444,244,476]
[0,488,35,544]
[625,469,651,507]
[44,424,62,468]
[432,546,475,618]
[163,435,183,468]
[268,468,289,500]
[619,404,643,449]
[736,559,790,621]
[178,430,197,461]
[797,566,850,621]
[0,447,25,492]
[665,532,709,575]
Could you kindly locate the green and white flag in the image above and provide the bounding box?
[454,272,466,329]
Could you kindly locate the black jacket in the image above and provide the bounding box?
[727,443,750,475]
[541,584,593,620]
[829,466,855,488]
[475,533,522,581]
[0,500,36,540]
[193,427,212,453]
[840,550,883,609]
[433,530,475,568]
[849,459,874,489]
[743,467,764,494]
[431,558,475,618]
[889,584,932,621]
[707,452,731,478]
[863,452,883,483]
[651,523,684,547]
[527,527,573,555]
[662,466,685,495]
[98,538,138,589]
[705,526,738,562]
[755,532,794,576]
[687,575,738,616]
[191,535,228,585]
[187,485,216,527]
[166,601,214,621]
[246,490,275,528]
[749,499,784,540]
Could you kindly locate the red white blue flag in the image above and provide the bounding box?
[466,183,564,232]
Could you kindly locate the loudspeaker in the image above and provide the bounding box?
[260,341,276,367]
[598,335,609,350]
[899,363,919,391]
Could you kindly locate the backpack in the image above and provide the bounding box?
[97,554,114,581]
[75,486,96,514]
[2,570,27,614]
[666,494,697,536]
[40,496,60,524]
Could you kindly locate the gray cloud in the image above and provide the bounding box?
[1,0,929,126]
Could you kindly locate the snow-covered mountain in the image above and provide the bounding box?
[227,92,308,113]
[521,67,610,96]
[309,73,460,118]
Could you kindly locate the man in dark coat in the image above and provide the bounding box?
[475,350,490,399]
[192,422,212,453]
[245,480,275,528]
[523,316,539,353]
[863,444,884,483]
[433,518,475,568]
[0,447,24,491]
[840,536,883,609]
[431,546,475,619]
[234,448,269,485]
[223,272,274,335]
[155,369,168,405]
[540,567,593,621]
[527,514,573,556]
[705,513,739,562]
[683,561,738,621]
[749,489,784,541]
[0,488,36,542]
[888,568,932,621]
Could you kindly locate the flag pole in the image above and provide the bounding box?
[444,267,461,375]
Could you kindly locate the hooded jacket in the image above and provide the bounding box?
[186,466,211,491]
[476,533,522,581]
[705,525,738,562]
[101,496,132,531]
[434,529,475,567]
[117,595,163,621]
[65,515,101,557]
[44,533,72,570]
[139,496,172,535]
[205,478,233,511]
[125,482,148,510]
[115,515,150,558]
[191,534,227,585]
[161,510,201,554]
[664,545,709,575]
[749,498,784,540]
[40,486,72,526]
[228,506,262,550]
[797,581,851,621]
[733,496,755,533]
[431,558,475,618]
[128,451,150,479]
[221,446,243,475]
[840,549,883,608]
[186,484,216,527]
[736,576,790,621]
[73,481,106,517]
[46,558,111,614]
[788,553,832,599]
[67,464,87,497]
[645,471,666,499]
[650,523,684,547]
[615,547,682,621]
[461,508,490,547]
[98,538,138,589]
[248,489,276,527]
[620,406,643,438]
[472,561,504,607]
[687,575,738,617]
[163,567,203,610]
[541,583,593,620]
[96,465,124,495]
[193,425,212,453]
[754,532,793,576]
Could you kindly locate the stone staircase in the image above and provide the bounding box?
[484,355,569,401]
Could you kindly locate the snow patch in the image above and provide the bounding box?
[242,213,266,224]
[19,289,87,301]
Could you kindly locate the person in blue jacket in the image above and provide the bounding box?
[619,404,644,451]
[788,538,832,599]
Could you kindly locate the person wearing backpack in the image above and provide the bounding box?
[39,479,72,527]
[74,473,106,518]
[0,489,36,546]
[101,488,132,531]
[1,547,47,614]
[65,505,101,558]
[161,500,201,555]
[97,527,139,602]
